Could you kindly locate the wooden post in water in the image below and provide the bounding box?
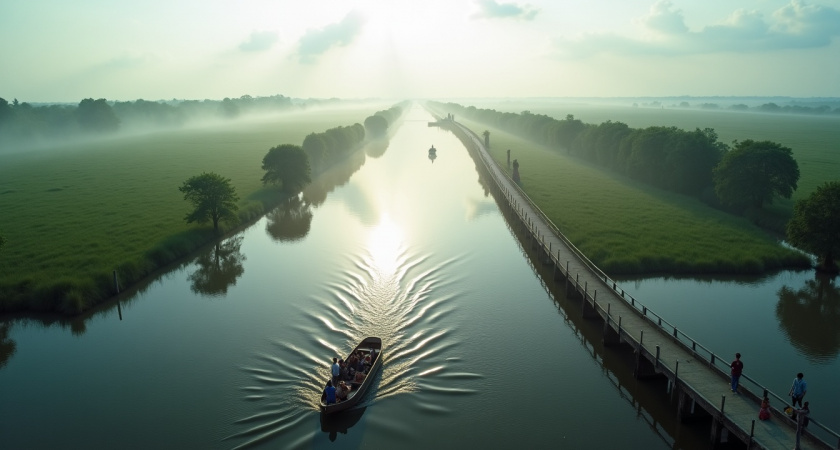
[565,261,569,293]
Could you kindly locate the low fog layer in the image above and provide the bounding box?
[0,96,394,155]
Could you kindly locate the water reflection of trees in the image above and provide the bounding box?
[303,148,366,207]
[0,322,16,369]
[776,273,840,363]
[188,236,246,297]
[265,196,313,242]
[365,138,389,159]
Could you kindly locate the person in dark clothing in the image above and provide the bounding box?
[730,353,743,393]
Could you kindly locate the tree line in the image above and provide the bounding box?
[0,94,323,145]
[181,102,407,232]
[432,102,801,209]
[432,101,840,273]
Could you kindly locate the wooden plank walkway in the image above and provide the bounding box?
[445,118,838,450]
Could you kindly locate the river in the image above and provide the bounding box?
[0,104,835,449]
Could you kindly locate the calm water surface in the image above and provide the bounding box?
[1,105,833,449]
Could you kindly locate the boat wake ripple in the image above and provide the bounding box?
[225,248,477,448]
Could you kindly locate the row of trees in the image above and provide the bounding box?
[434,102,799,210]
[0,95,298,144]
[179,103,407,232]
[433,102,840,273]
[364,104,405,138]
[302,123,366,173]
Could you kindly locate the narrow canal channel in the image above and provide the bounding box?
[1,104,803,449]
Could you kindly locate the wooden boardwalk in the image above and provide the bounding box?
[444,118,839,450]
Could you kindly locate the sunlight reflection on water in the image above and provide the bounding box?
[227,235,467,448]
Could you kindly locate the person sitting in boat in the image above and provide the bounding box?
[369,348,378,364]
[324,380,337,405]
[355,354,366,373]
[363,353,372,368]
[354,370,366,383]
[339,359,349,381]
[336,381,351,402]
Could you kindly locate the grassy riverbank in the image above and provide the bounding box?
[0,106,384,314]
[456,116,811,275]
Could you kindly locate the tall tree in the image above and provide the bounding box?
[786,181,840,272]
[261,144,311,192]
[76,98,119,132]
[713,140,799,209]
[179,172,239,232]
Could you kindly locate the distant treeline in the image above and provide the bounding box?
[433,101,728,199]
[0,94,350,146]
[639,100,840,115]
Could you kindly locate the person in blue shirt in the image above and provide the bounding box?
[324,380,336,405]
[331,357,340,385]
[790,372,807,408]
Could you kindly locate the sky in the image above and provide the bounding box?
[1,0,839,102]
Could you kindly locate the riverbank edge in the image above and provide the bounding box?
[0,134,398,317]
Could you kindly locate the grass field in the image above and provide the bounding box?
[470,100,840,217]
[456,115,812,275]
[0,105,385,313]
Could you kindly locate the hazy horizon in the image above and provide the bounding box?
[3,0,840,103]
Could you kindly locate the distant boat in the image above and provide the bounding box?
[320,337,383,414]
[428,145,437,155]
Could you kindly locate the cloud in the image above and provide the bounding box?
[555,0,840,58]
[239,31,279,52]
[296,11,365,63]
[641,0,687,35]
[473,0,538,21]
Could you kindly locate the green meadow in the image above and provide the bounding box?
[0,106,383,313]
[477,100,840,216]
[456,115,812,275]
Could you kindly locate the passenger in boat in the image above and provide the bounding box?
[331,357,340,385]
[354,370,366,383]
[369,348,378,364]
[346,353,358,370]
[363,353,372,368]
[336,381,351,401]
[758,397,771,420]
[355,354,366,373]
[324,380,337,405]
[339,359,349,381]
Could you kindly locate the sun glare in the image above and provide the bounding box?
[367,213,404,276]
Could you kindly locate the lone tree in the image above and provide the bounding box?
[713,140,799,209]
[179,172,239,232]
[261,144,311,192]
[786,181,840,272]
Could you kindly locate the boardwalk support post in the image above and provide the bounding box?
[655,345,660,369]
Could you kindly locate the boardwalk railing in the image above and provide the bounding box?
[448,118,840,449]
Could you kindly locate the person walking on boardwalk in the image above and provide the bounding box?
[730,353,743,394]
[793,401,810,450]
[790,372,807,408]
